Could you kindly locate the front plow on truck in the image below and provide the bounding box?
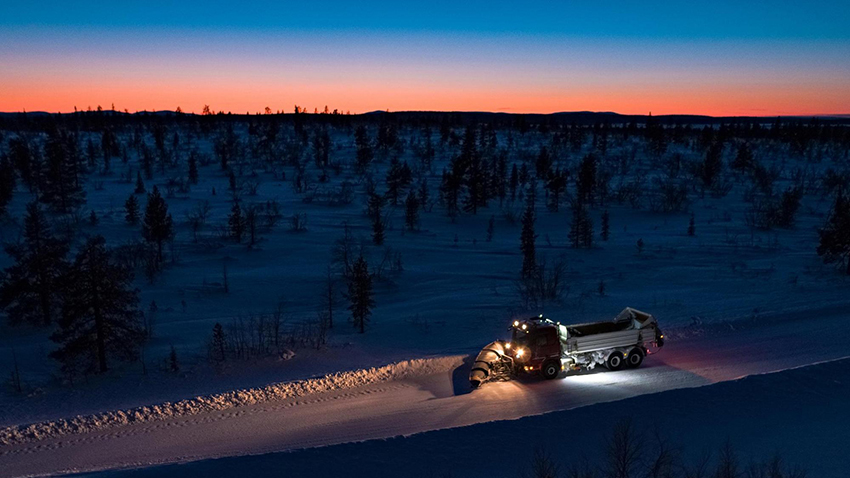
[469,308,664,388]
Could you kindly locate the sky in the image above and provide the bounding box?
[1,1,849,116]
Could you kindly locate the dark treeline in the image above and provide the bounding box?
[3,110,850,145]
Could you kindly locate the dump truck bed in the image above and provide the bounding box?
[562,307,659,354]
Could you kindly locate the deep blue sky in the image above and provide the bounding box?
[3,1,849,39]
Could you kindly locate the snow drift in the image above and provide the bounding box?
[0,355,464,446]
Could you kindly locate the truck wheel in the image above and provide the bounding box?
[626,349,644,368]
[606,352,624,371]
[541,360,560,380]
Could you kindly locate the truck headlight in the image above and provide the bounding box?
[515,348,524,358]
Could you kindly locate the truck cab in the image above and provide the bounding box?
[508,317,565,379]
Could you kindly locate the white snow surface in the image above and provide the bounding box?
[0,355,463,446]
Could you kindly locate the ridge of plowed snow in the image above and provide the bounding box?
[0,355,464,446]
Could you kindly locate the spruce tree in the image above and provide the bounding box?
[188,150,199,185]
[50,236,144,374]
[385,157,412,205]
[520,192,537,278]
[569,200,593,248]
[355,125,373,174]
[8,137,37,192]
[0,202,69,326]
[601,210,610,241]
[732,143,754,172]
[535,146,553,179]
[405,190,420,231]
[509,164,519,201]
[463,148,488,214]
[700,142,724,192]
[41,128,85,212]
[211,323,226,362]
[546,169,567,212]
[576,153,597,206]
[229,202,244,242]
[141,186,173,262]
[135,171,146,194]
[346,256,374,334]
[817,194,850,274]
[688,213,696,236]
[368,193,385,245]
[0,154,16,215]
[125,194,139,225]
[487,215,495,242]
[439,168,461,221]
[417,178,429,211]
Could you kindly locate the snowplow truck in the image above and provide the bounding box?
[469,308,664,388]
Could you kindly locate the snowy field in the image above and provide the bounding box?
[0,113,848,475]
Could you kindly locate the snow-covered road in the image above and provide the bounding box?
[1,308,848,478]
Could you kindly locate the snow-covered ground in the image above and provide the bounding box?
[0,302,848,477]
[0,118,848,476]
[76,356,850,478]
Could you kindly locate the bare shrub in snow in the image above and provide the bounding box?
[290,212,308,232]
[516,256,568,309]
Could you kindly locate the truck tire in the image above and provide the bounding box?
[626,348,644,368]
[606,352,624,371]
[541,360,560,380]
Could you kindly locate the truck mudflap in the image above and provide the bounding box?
[469,340,513,388]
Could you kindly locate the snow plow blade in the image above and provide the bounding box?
[469,340,511,388]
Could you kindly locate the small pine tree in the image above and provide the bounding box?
[636,238,645,255]
[417,178,429,211]
[688,213,696,236]
[0,154,16,215]
[569,201,593,248]
[817,194,850,274]
[188,151,199,185]
[601,210,610,241]
[368,193,385,245]
[346,256,374,334]
[89,209,98,226]
[354,125,373,174]
[439,168,461,220]
[50,236,145,374]
[229,202,244,242]
[487,215,495,242]
[142,186,173,262]
[169,345,180,372]
[404,190,420,231]
[135,171,146,194]
[520,196,537,278]
[576,154,597,206]
[125,194,139,225]
[0,202,69,326]
[211,323,226,362]
[598,280,606,296]
[385,158,412,205]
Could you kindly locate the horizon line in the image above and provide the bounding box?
[3,109,849,120]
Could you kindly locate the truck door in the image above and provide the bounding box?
[535,328,561,358]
